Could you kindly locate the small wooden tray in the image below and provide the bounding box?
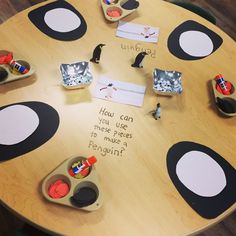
[42,156,102,211]
[0,58,36,85]
[211,80,236,117]
[101,0,139,22]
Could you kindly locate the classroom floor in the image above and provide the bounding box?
[0,0,235,235]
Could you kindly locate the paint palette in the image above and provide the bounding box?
[42,156,102,211]
[211,79,236,117]
[101,0,139,22]
[0,58,35,85]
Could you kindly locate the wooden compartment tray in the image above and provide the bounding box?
[101,0,139,22]
[42,156,102,211]
[0,58,36,85]
[211,79,236,117]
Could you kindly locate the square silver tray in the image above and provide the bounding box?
[153,69,182,95]
[60,61,93,89]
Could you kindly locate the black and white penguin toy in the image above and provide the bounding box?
[90,44,106,64]
[131,52,148,68]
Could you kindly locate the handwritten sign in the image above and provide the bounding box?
[88,106,134,157]
[121,43,157,58]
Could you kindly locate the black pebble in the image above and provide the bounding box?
[121,0,139,10]
[70,187,97,208]
[0,69,8,82]
[216,97,236,113]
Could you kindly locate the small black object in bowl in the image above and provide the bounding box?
[70,187,98,208]
[121,0,139,10]
[0,67,8,82]
[216,97,236,114]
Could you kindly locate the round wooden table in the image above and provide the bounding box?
[0,0,235,235]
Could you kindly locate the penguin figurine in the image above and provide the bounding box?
[90,44,106,64]
[152,103,161,119]
[131,52,148,68]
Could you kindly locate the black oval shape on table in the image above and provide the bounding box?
[0,101,60,161]
[28,0,87,41]
[166,141,236,219]
[167,20,223,60]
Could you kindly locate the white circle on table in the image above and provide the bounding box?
[179,30,214,57]
[0,105,39,145]
[44,8,81,32]
[176,150,226,197]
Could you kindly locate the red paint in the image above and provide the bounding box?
[107,9,121,17]
[0,51,13,64]
[48,179,70,199]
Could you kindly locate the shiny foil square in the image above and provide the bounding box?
[153,69,182,95]
[60,61,93,89]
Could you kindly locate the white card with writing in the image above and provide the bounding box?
[116,20,160,43]
[93,77,146,107]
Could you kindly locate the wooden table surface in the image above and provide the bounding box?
[0,0,235,235]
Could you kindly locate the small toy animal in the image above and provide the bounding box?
[90,44,106,64]
[152,103,161,119]
[131,52,148,68]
